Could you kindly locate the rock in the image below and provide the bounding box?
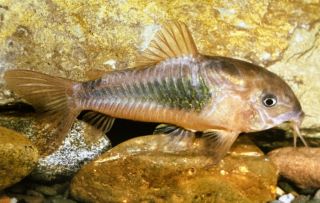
[50,183,69,196]
[0,196,14,203]
[291,195,310,203]
[0,114,111,182]
[268,22,320,137]
[268,147,320,189]
[0,127,39,190]
[71,135,278,203]
[32,182,68,197]
[308,200,320,203]
[11,195,44,203]
[276,187,285,197]
[314,189,320,200]
[0,0,319,76]
[25,190,44,198]
[278,181,299,196]
[4,181,75,203]
[47,196,77,203]
[34,185,57,196]
[278,193,295,203]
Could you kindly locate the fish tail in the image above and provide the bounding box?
[4,69,80,155]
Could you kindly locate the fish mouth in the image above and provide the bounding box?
[290,111,308,147]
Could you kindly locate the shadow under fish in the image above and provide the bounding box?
[4,21,307,163]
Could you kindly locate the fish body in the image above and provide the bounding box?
[4,22,306,160]
[76,55,301,133]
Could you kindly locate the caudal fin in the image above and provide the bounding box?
[4,69,80,155]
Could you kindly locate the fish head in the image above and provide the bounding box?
[246,69,304,132]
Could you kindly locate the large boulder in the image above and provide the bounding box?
[71,135,278,203]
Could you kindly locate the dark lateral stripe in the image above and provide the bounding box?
[121,75,211,112]
[82,63,212,112]
[84,75,211,112]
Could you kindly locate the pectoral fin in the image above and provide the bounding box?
[202,130,239,163]
[154,124,239,164]
[153,124,196,151]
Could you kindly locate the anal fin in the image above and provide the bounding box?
[81,111,115,134]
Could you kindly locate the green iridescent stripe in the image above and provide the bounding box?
[89,74,211,113]
[147,76,211,112]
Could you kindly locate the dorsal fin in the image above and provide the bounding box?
[135,21,199,67]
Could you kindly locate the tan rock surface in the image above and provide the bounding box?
[268,147,320,189]
[71,135,278,203]
[268,23,320,137]
[0,126,39,190]
[0,0,318,78]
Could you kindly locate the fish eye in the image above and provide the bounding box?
[262,94,277,107]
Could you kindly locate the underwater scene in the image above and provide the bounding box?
[0,1,320,203]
